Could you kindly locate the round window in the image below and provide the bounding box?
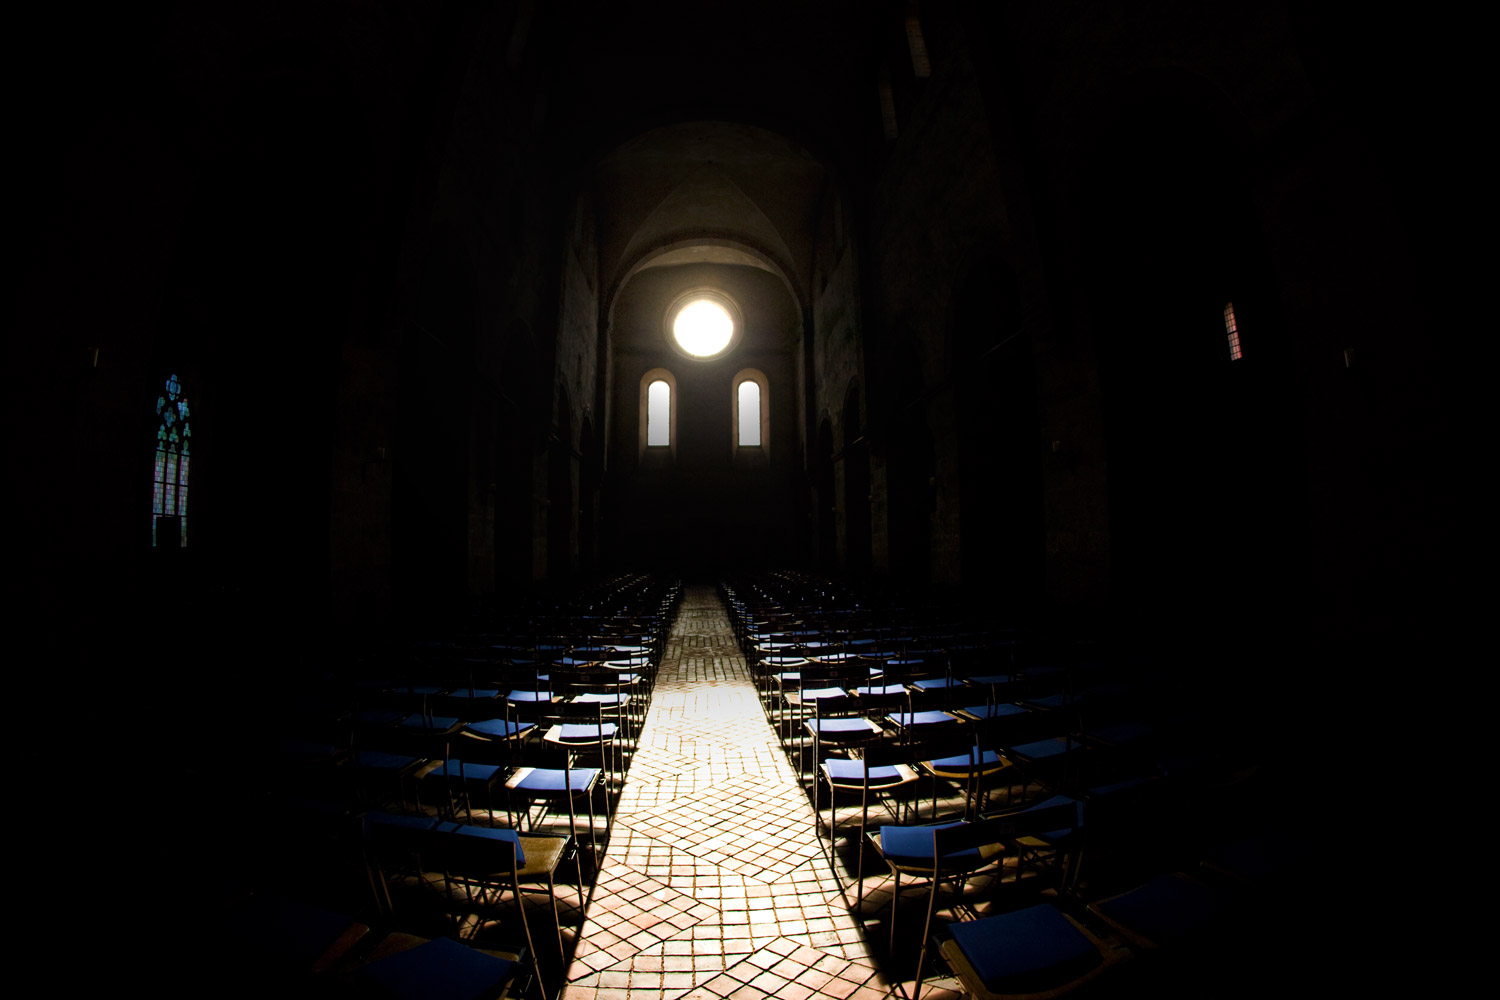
[666,289,742,361]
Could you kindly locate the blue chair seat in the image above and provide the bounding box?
[945,903,1109,996]
[927,748,1004,775]
[1014,793,1083,842]
[354,709,408,729]
[464,718,534,740]
[877,821,985,868]
[806,717,882,737]
[959,703,1028,720]
[572,691,631,706]
[436,821,526,867]
[822,758,914,787]
[1006,737,1078,762]
[788,685,847,702]
[225,895,368,973]
[447,689,501,702]
[507,765,600,794]
[359,936,515,1000]
[400,715,462,734]
[1089,873,1229,948]
[547,722,617,742]
[887,710,961,729]
[353,751,420,773]
[424,759,507,787]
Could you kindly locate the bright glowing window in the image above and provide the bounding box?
[673,300,733,357]
[731,368,770,456]
[152,373,191,547]
[1224,301,1244,361]
[648,381,671,445]
[665,289,742,361]
[639,367,677,456]
[738,381,761,445]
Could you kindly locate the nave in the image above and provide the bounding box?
[187,577,1310,1000]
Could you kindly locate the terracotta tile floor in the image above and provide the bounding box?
[560,586,964,1000]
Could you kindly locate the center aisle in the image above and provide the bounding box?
[562,584,957,1000]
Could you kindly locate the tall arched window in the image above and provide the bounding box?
[638,367,677,458]
[152,373,191,547]
[738,381,760,445]
[731,368,770,458]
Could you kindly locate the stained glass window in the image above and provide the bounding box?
[152,373,191,547]
[1224,302,1243,361]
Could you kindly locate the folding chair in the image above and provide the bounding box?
[867,799,1082,978]
[820,739,920,895]
[938,902,1121,1000]
[504,703,609,858]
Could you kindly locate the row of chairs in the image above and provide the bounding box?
[723,571,1279,999]
[212,890,532,999]
[248,577,684,999]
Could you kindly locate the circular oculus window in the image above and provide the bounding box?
[666,290,741,360]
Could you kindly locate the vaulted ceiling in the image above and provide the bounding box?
[598,121,826,318]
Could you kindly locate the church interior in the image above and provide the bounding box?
[13,2,1457,998]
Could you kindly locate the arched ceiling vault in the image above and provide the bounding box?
[597,121,827,323]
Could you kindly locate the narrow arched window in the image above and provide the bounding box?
[738,381,761,445]
[638,367,677,459]
[152,373,191,547]
[648,381,670,445]
[731,368,770,460]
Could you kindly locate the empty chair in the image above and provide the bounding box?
[220,893,371,979]
[355,933,524,1000]
[804,693,885,784]
[1086,871,1232,952]
[504,703,609,856]
[820,739,920,891]
[868,799,1083,981]
[437,821,576,961]
[912,726,1009,822]
[938,902,1121,1000]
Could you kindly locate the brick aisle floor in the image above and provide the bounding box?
[560,584,963,1000]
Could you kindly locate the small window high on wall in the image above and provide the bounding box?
[731,369,769,458]
[638,367,677,458]
[152,373,191,547]
[1224,301,1244,360]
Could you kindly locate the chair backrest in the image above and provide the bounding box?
[797,664,864,710]
[550,666,626,698]
[811,693,863,720]
[913,727,980,765]
[499,663,552,703]
[937,801,1081,856]
[858,739,917,772]
[537,699,613,761]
